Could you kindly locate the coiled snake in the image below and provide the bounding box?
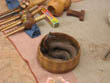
[41,32,78,60]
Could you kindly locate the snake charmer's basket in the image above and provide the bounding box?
[37,32,81,73]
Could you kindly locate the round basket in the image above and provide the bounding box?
[37,32,81,73]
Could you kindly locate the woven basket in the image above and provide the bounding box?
[37,32,81,73]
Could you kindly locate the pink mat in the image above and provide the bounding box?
[6,32,78,83]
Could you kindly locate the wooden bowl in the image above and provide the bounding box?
[37,32,81,73]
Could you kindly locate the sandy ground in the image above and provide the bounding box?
[0,0,110,83]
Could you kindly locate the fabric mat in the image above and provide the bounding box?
[7,32,78,83]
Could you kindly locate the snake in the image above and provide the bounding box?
[41,32,78,60]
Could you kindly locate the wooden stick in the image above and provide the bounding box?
[0,0,45,20]
[0,15,20,25]
[1,20,22,31]
[31,6,43,15]
[0,7,35,25]
[0,6,41,26]
[0,20,20,30]
[0,6,42,26]
[35,14,46,22]
[1,5,39,24]
[4,14,46,37]
[2,8,46,37]
[5,26,24,37]
[0,8,20,19]
[1,8,43,32]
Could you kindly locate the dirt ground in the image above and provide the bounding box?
[0,0,110,83]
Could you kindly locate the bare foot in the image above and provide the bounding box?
[47,77,70,83]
